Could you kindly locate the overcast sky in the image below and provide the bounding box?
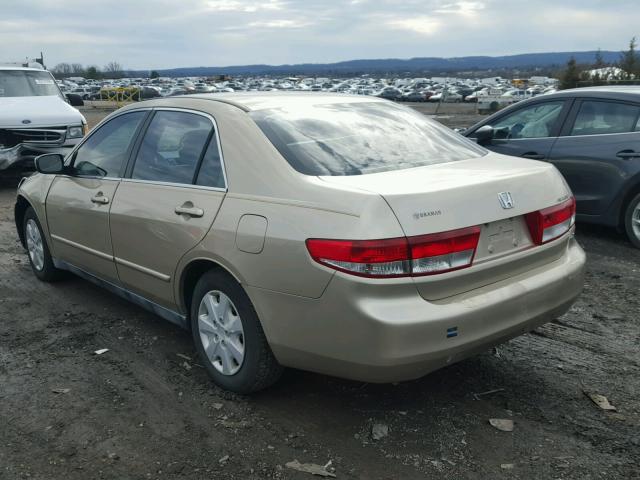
[1,0,638,70]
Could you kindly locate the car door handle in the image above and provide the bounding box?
[91,193,109,204]
[616,150,640,159]
[175,205,204,218]
[521,152,545,160]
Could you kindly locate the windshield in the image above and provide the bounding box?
[251,101,486,176]
[0,70,63,98]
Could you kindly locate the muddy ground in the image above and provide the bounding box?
[1,110,639,479]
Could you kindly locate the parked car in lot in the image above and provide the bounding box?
[15,93,585,393]
[429,91,463,103]
[0,66,86,174]
[463,87,640,247]
[400,90,429,102]
[376,86,403,101]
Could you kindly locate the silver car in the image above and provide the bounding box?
[15,93,586,393]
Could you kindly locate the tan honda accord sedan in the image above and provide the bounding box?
[15,93,586,393]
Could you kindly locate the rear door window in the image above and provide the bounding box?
[131,111,213,185]
[570,100,640,136]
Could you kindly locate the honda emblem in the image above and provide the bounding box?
[498,192,514,209]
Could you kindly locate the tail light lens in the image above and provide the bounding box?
[525,197,576,245]
[305,237,409,278]
[306,226,481,278]
[409,226,481,276]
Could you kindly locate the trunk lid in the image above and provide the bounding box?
[319,153,573,300]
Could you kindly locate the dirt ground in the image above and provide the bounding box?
[1,110,639,479]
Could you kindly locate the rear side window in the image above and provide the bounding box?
[570,100,640,136]
[73,111,146,178]
[195,140,225,189]
[132,111,212,184]
[250,102,485,176]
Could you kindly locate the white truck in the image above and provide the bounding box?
[0,65,87,174]
[476,88,522,113]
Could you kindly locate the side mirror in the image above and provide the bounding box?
[474,125,494,144]
[66,93,84,107]
[35,153,65,174]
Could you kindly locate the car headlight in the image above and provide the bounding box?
[67,126,84,138]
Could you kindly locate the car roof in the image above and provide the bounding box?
[0,66,48,71]
[183,92,387,112]
[541,85,640,101]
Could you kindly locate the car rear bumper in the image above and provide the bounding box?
[249,236,586,383]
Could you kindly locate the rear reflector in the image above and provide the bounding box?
[525,197,576,245]
[306,226,481,278]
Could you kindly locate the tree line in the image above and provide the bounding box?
[51,61,161,80]
[560,38,640,89]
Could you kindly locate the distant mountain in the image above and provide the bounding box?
[132,51,621,77]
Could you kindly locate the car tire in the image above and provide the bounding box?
[190,269,283,393]
[624,192,640,248]
[23,207,64,282]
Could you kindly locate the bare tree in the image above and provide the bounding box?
[104,61,123,78]
[71,63,85,75]
[52,63,72,77]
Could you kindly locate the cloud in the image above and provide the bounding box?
[1,0,638,69]
[205,0,284,12]
[434,1,485,16]
[246,19,312,28]
[386,16,441,36]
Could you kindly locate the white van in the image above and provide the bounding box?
[0,66,87,174]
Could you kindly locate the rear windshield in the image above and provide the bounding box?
[250,101,486,176]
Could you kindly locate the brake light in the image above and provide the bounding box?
[305,237,409,277]
[409,226,481,276]
[305,226,481,278]
[525,197,576,245]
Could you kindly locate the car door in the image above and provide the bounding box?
[469,99,572,160]
[548,98,640,217]
[45,110,148,283]
[109,109,227,310]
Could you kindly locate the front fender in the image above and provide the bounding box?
[15,173,57,252]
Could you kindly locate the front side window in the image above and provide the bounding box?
[570,100,640,136]
[132,111,212,184]
[0,70,63,98]
[491,101,565,139]
[72,111,146,178]
[251,101,486,176]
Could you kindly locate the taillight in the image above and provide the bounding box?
[305,237,409,278]
[305,226,481,278]
[525,197,576,245]
[409,226,481,276]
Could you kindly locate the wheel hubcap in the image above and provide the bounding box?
[198,290,245,375]
[632,203,640,240]
[25,219,45,271]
